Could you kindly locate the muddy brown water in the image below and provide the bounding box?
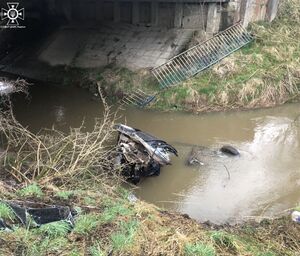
[11,84,300,224]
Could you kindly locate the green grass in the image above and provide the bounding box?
[293,205,300,211]
[68,248,82,256]
[29,237,69,256]
[184,242,216,256]
[84,196,97,205]
[73,213,101,235]
[55,190,74,200]
[116,186,130,200]
[198,85,218,95]
[111,219,139,251]
[36,220,71,238]
[256,252,277,256]
[101,202,134,223]
[6,226,70,256]
[210,231,238,252]
[111,233,129,251]
[0,202,15,221]
[89,242,105,256]
[17,183,44,198]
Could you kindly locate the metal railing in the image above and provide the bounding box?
[151,23,253,88]
[122,89,157,107]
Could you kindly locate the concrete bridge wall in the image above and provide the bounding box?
[45,0,279,33]
[0,0,280,33]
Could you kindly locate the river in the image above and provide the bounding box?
[12,84,300,224]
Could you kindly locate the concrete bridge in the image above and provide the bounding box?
[47,0,279,32]
[0,0,279,75]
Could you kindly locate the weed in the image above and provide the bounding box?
[198,86,217,95]
[210,231,238,251]
[111,233,129,251]
[293,205,300,212]
[68,248,82,256]
[11,226,33,242]
[101,202,134,223]
[90,242,105,256]
[37,220,71,238]
[29,237,68,256]
[120,219,138,236]
[84,196,97,205]
[111,220,138,251]
[73,213,100,235]
[17,183,44,198]
[56,190,74,200]
[73,206,83,215]
[184,242,216,256]
[116,186,130,200]
[256,252,277,256]
[0,202,15,221]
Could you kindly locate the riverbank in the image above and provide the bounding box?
[1,181,300,256]
[83,0,300,113]
[1,94,300,256]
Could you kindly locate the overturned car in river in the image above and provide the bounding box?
[114,124,178,184]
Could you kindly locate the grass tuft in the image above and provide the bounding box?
[55,190,74,200]
[73,213,100,235]
[90,242,105,256]
[17,183,44,198]
[210,231,238,252]
[111,220,139,251]
[0,202,15,221]
[101,202,134,223]
[184,242,216,256]
[36,220,71,238]
[29,237,69,256]
[293,204,300,212]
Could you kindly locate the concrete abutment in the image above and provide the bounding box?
[44,0,279,32]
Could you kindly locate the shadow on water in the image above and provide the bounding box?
[11,83,300,224]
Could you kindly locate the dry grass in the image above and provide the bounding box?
[0,89,121,193]
[86,67,157,102]
[0,78,29,100]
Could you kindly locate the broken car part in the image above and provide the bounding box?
[114,124,178,184]
[0,201,75,231]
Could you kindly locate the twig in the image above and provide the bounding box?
[223,164,231,180]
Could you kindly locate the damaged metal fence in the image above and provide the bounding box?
[151,23,254,88]
[122,89,157,107]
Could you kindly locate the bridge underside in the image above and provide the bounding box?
[57,0,230,32]
[39,23,195,70]
[0,0,279,76]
